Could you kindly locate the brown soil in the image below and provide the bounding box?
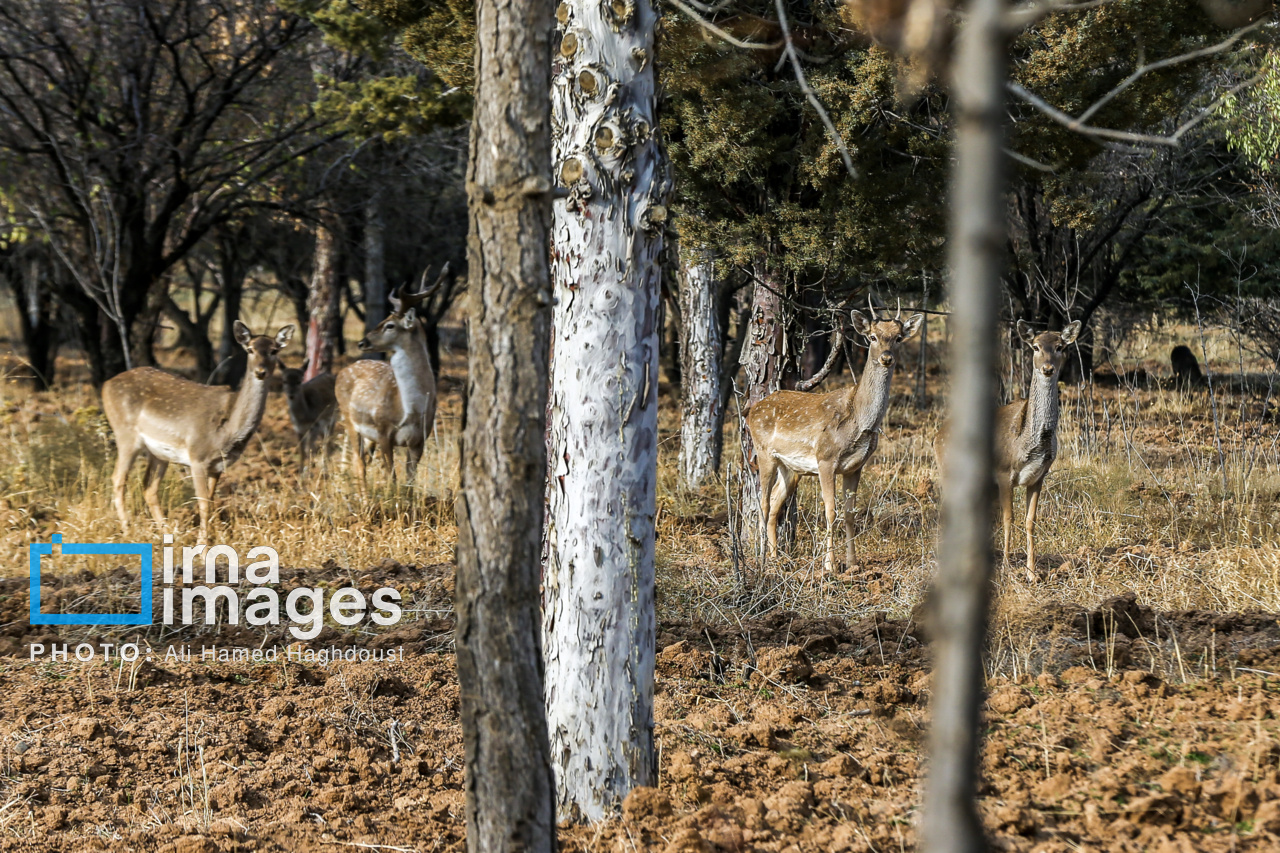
[2,566,1278,852]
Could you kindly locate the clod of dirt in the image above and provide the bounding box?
[1125,793,1183,825]
[1159,766,1201,800]
[749,646,813,685]
[661,826,710,853]
[622,786,672,820]
[70,717,103,739]
[987,686,1034,714]
[656,641,724,680]
[666,751,702,783]
[818,753,865,779]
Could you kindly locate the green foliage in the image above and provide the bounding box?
[292,0,470,138]
[663,3,948,289]
[1221,50,1280,170]
[358,0,476,93]
[315,73,461,140]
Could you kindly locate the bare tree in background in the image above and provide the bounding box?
[453,0,556,850]
[543,0,668,821]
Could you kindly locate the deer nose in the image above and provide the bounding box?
[255,368,267,380]
[879,353,895,367]
[1040,364,1055,376]
[357,338,371,351]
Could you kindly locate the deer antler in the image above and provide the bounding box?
[389,262,452,314]
[866,292,877,321]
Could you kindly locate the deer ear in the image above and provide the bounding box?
[233,320,254,350]
[901,313,925,341]
[850,310,872,336]
[274,325,295,349]
[1060,320,1082,345]
[400,308,417,328]
[1016,319,1035,346]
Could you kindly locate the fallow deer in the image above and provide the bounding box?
[335,267,445,486]
[747,309,924,571]
[936,319,1080,579]
[280,359,338,474]
[102,321,294,544]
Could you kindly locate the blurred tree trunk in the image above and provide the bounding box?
[364,191,388,333]
[454,1,556,852]
[679,247,723,490]
[544,0,666,822]
[305,207,342,381]
[924,0,1005,850]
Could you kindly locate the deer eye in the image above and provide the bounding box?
[1032,345,1040,352]
[895,335,903,343]
[869,335,878,343]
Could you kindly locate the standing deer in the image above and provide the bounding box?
[280,359,338,474]
[102,321,295,544]
[335,267,445,486]
[747,309,924,571]
[936,319,1080,579]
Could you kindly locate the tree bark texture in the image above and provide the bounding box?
[305,208,342,381]
[454,1,557,852]
[923,1,1006,851]
[544,0,668,822]
[678,248,722,490]
[738,264,790,553]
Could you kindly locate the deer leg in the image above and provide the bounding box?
[406,440,423,486]
[350,421,367,486]
[142,454,169,528]
[818,464,838,573]
[111,444,142,535]
[842,470,862,568]
[1025,479,1042,581]
[766,469,796,561]
[378,435,396,485]
[998,480,1013,568]
[757,456,778,557]
[191,465,212,546]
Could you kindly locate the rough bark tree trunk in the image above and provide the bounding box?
[923,0,1006,851]
[454,2,557,851]
[738,262,791,554]
[544,0,667,822]
[678,247,723,490]
[305,208,342,381]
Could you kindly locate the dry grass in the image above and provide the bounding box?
[2,305,1278,632]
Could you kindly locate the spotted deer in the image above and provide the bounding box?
[335,267,446,486]
[102,321,294,544]
[936,319,1080,579]
[747,309,924,571]
[280,359,338,474]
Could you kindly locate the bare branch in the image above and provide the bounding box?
[664,0,783,51]
[1008,68,1265,147]
[1004,0,1117,31]
[774,0,858,179]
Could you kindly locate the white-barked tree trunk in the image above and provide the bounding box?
[544,0,668,822]
[678,247,722,490]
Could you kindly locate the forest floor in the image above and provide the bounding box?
[0,573,1278,852]
[1,316,1279,850]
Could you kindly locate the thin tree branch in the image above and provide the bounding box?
[774,0,858,179]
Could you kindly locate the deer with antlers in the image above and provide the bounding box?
[747,306,924,572]
[335,266,447,486]
[102,321,295,544]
